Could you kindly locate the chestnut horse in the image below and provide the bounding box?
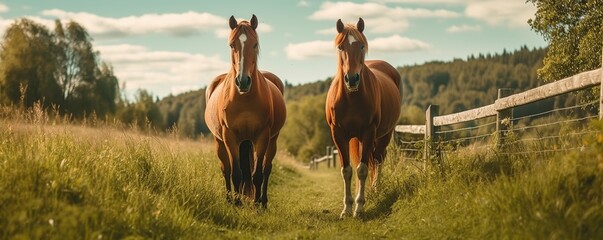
[204,15,286,207]
[325,18,401,218]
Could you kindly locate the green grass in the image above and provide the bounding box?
[1,113,603,239]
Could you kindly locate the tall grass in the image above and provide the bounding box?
[1,105,602,239]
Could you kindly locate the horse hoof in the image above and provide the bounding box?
[339,211,352,219]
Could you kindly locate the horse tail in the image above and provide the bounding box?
[368,156,378,187]
[239,140,255,199]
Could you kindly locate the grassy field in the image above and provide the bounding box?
[1,111,603,239]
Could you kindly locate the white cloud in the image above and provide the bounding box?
[446,24,481,33]
[0,3,9,12]
[285,34,430,60]
[39,9,271,39]
[310,2,459,20]
[309,1,459,33]
[298,0,310,7]
[369,0,469,4]
[316,18,409,34]
[41,9,226,38]
[370,35,430,52]
[285,40,334,60]
[96,44,230,96]
[465,0,536,27]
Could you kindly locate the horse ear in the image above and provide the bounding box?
[229,16,237,30]
[250,14,258,30]
[357,18,364,33]
[336,19,344,33]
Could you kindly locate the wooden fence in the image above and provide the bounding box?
[308,146,339,170]
[396,64,603,162]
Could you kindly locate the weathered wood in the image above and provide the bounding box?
[496,88,513,148]
[395,125,426,134]
[433,104,497,126]
[425,105,439,163]
[420,68,601,127]
[495,68,602,111]
[600,50,603,120]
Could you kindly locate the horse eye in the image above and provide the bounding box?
[361,45,365,50]
[229,44,235,49]
[337,45,343,51]
[253,43,258,49]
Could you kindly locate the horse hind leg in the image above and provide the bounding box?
[257,133,277,208]
[371,132,393,190]
[239,140,255,201]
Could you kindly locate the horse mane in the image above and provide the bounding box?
[334,24,368,53]
[228,20,260,53]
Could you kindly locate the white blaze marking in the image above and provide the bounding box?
[348,34,357,45]
[238,33,247,78]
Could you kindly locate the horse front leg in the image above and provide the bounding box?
[215,138,233,203]
[332,128,353,219]
[354,128,376,218]
[223,130,242,205]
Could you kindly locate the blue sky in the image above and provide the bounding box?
[0,0,546,99]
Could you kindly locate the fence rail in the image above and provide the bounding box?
[396,58,603,161]
[308,146,338,170]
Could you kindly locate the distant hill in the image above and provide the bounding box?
[157,45,548,137]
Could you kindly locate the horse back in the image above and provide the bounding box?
[206,73,228,102]
[365,60,401,89]
[261,71,285,95]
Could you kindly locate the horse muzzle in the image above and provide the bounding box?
[344,73,360,92]
[236,75,252,93]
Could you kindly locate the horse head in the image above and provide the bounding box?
[335,18,367,92]
[228,14,259,94]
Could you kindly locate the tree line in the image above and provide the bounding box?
[0,18,163,128]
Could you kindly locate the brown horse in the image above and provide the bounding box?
[325,18,402,218]
[204,14,286,207]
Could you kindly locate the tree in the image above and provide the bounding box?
[0,18,63,108]
[527,0,603,82]
[54,20,103,116]
[279,94,332,162]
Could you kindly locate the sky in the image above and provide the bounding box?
[0,0,547,99]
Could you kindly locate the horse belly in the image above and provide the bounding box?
[268,85,286,137]
[376,83,401,137]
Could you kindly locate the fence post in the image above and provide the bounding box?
[600,49,603,120]
[424,105,439,165]
[326,146,331,168]
[496,88,513,149]
[331,147,338,168]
